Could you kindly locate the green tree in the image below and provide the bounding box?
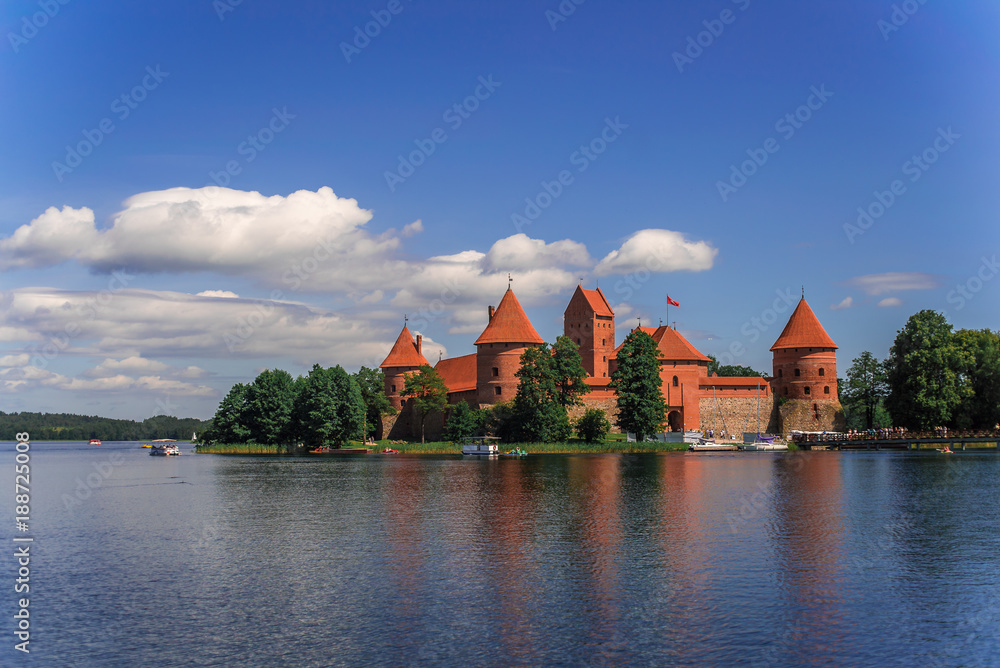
[402,365,449,443]
[576,408,611,442]
[610,329,665,441]
[953,329,1000,429]
[243,369,296,445]
[551,336,591,409]
[354,366,396,440]
[511,344,570,442]
[707,354,767,378]
[842,351,889,430]
[885,310,971,430]
[443,401,481,441]
[291,364,365,447]
[206,383,250,444]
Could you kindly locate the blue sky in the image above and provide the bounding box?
[1,0,997,420]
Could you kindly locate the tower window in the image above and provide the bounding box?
[391,385,396,393]
[495,386,502,396]
[672,376,679,387]
[804,386,810,395]
[794,368,800,377]
[603,356,606,362]
[784,387,788,396]
[778,369,782,378]
[492,367,499,377]
[818,368,825,377]
[602,339,605,345]
[824,386,830,394]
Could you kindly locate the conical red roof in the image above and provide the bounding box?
[612,325,709,362]
[379,326,429,368]
[474,289,545,345]
[770,298,838,350]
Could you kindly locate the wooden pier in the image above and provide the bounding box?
[799,437,1000,452]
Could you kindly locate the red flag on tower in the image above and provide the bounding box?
[667,295,680,307]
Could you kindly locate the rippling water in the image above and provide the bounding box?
[2,442,999,666]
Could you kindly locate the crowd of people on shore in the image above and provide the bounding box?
[794,425,1000,443]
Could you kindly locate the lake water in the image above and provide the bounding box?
[2,441,999,666]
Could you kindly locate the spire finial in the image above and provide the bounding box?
[801,285,804,299]
[508,273,512,290]
[404,314,408,325]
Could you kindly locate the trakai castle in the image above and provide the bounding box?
[379,285,846,440]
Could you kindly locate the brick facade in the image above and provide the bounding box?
[385,290,842,439]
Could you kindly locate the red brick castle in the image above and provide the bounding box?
[380,285,845,439]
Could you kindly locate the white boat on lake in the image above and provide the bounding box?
[461,436,499,456]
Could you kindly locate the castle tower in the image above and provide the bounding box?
[563,285,615,378]
[474,287,545,405]
[770,297,844,432]
[379,325,429,410]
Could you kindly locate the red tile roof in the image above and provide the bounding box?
[770,298,838,351]
[579,286,614,317]
[612,326,710,362]
[434,353,477,393]
[379,326,429,368]
[474,289,545,345]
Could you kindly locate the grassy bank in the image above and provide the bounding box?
[195,439,689,455]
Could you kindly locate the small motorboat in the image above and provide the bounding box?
[89,438,102,446]
[381,448,400,454]
[150,444,181,456]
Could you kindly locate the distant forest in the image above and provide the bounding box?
[0,412,212,442]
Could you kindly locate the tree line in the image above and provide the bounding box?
[203,331,672,447]
[841,310,1000,431]
[0,412,211,442]
[201,365,394,448]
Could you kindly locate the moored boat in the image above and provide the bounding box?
[150,444,181,456]
[89,438,102,446]
[461,436,500,456]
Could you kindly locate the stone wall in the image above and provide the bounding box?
[777,399,845,434]
[698,396,779,436]
[570,396,619,428]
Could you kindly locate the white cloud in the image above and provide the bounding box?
[0,287,404,369]
[846,272,940,295]
[84,356,170,378]
[0,354,30,367]
[594,229,717,276]
[197,290,239,299]
[878,297,903,307]
[0,205,100,269]
[401,219,424,237]
[484,234,591,272]
[831,297,853,310]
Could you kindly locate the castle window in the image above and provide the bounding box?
[784,387,788,396]
[672,376,679,387]
[794,368,800,377]
[492,367,499,377]
[602,339,606,346]
[778,369,782,378]
[603,356,606,362]
[391,385,396,393]
[804,386,810,395]
[495,386,502,396]
[824,386,830,394]
[818,368,825,377]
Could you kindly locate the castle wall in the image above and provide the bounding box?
[777,399,845,434]
[698,396,777,436]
